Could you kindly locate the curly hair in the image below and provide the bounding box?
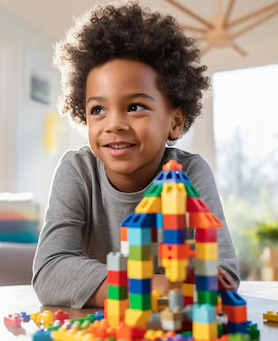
[53,1,210,133]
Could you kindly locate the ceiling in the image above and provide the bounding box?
[0,0,277,56]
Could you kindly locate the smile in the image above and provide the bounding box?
[108,144,132,149]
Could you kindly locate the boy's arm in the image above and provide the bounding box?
[32,151,107,308]
[187,155,241,289]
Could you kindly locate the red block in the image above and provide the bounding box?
[4,314,21,327]
[107,270,128,285]
[184,264,196,284]
[163,214,186,229]
[152,227,157,242]
[187,197,210,212]
[54,310,69,324]
[195,228,217,242]
[184,296,194,305]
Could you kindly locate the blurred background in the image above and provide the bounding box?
[0,0,277,283]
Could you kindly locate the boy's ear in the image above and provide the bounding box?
[169,108,185,139]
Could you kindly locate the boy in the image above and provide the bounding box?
[32,1,239,308]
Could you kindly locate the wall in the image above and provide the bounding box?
[0,5,86,225]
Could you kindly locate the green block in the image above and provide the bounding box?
[247,323,260,340]
[129,245,151,261]
[228,334,249,341]
[185,184,201,197]
[197,290,218,305]
[129,293,151,310]
[144,184,163,197]
[108,285,127,300]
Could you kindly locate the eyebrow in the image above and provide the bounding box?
[86,93,155,106]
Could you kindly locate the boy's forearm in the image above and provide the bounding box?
[85,278,108,307]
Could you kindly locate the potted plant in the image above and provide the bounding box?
[253,219,278,280]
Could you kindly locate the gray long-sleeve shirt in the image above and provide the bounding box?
[32,146,239,308]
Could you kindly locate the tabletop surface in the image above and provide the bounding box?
[0,281,278,340]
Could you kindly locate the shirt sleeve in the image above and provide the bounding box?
[187,154,240,289]
[32,151,107,308]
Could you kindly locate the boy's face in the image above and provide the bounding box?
[85,59,184,192]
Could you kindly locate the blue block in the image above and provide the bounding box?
[93,311,104,321]
[121,213,157,228]
[129,278,151,294]
[228,321,248,334]
[157,213,163,228]
[128,228,152,245]
[153,170,191,184]
[192,304,216,324]
[32,329,52,341]
[164,229,186,244]
[19,312,30,322]
[219,291,246,306]
[195,275,218,291]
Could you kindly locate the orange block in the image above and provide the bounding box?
[222,305,247,323]
[159,244,192,260]
[163,214,186,229]
[120,227,128,242]
[189,212,222,229]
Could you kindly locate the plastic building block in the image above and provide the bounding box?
[222,305,247,323]
[154,170,191,185]
[125,309,152,328]
[169,289,184,310]
[164,229,186,244]
[192,304,217,324]
[108,270,128,286]
[195,242,218,261]
[129,245,151,261]
[128,259,153,279]
[161,183,186,215]
[120,227,128,241]
[3,314,21,327]
[129,293,152,310]
[128,228,152,245]
[263,310,278,323]
[192,321,218,341]
[19,312,31,322]
[143,184,163,197]
[187,197,210,212]
[107,252,128,271]
[195,275,218,291]
[219,291,246,306]
[32,329,52,341]
[108,285,128,300]
[40,310,54,326]
[121,213,157,228]
[129,278,151,294]
[163,214,186,229]
[135,196,161,213]
[195,228,217,242]
[194,259,218,276]
[189,212,222,229]
[160,309,183,331]
[120,241,129,255]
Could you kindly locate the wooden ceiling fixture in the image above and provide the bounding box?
[164,0,278,56]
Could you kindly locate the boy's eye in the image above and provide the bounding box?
[91,106,106,115]
[128,104,146,112]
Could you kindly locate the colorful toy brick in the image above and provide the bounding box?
[3,313,21,327]
[263,310,278,323]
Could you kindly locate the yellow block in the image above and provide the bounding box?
[161,183,186,214]
[125,309,152,329]
[193,321,218,341]
[162,258,188,282]
[182,283,194,297]
[135,197,161,213]
[128,259,153,279]
[196,242,218,260]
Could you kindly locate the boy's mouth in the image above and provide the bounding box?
[107,144,132,149]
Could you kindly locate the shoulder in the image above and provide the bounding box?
[164,148,211,174]
[55,145,98,181]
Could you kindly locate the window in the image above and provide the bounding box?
[212,64,278,280]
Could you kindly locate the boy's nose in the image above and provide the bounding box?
[104,114,129,133]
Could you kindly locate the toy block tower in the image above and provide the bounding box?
[106,252,129,327]
[121,213,157,328]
